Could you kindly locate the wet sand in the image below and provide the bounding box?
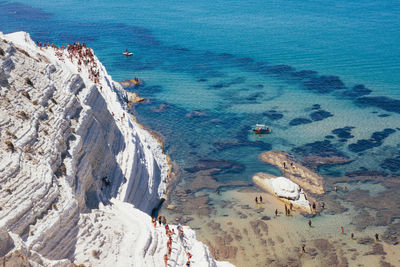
[162,184,400,266]
[160,153,400,266]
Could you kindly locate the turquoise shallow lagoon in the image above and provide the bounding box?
[1,0,400,265]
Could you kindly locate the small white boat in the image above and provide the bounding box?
[123,51,133,56]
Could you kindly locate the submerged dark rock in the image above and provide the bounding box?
[246,92,265,101]
[378,114,390,118]
[267,64,294,75]
[261,216,271,221]
[342,84,372,98]
[213,141,272,152]
[293,140,345,158]
[310,110,333,121]
[332,126,355,139]
[303,75,345,93]
[356,96,400,114]
[311,104,321,110]
[210,77,246,89]
[289,117,312,126]
[184,159,245,174]
[344,169,388,177]
[380,157,400,172]
[290,70,318,79]
[348,128,396,153]
[263,110,284,120]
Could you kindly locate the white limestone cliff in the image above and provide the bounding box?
[0,31,233,267]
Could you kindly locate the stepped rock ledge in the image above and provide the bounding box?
[0,31,233,267]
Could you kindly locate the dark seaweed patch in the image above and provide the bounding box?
[197,78,208,82]
[344,169,388,177]
[303,76,345,93]
[289,118,312,126]
[332,126,355,139]
[184,159,245,174]
[348,128,396,152]
[342,84,371,98]
[311,104,321,110]
[378,114,390,118]
[213,141,272,151]
[325,135,335,139]
[380,157,400,172]
[310,110,333,121]
[245,92,265,101]
[356,96,400,114]
[292,140,345,158]
[262,110,284,120]
[209,77,246,89]
[290,70,318,79]
[267,64,294,75]
[371,128,396,142]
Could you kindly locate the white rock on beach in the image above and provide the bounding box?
[0,31,233,267]
[260,176,311,212]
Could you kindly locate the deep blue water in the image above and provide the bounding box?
[1,0,400,182]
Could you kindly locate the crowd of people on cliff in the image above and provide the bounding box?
[36,41,101,84]
[152,216,192,267]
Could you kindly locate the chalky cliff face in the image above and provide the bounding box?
[0,32,230,267]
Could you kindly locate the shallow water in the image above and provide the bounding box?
[1,0,400,265]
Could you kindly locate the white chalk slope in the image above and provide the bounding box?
[0,31,233,267]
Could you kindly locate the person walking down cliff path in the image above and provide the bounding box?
[164,254,168,267]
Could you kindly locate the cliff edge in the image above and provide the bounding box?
[0,31,232,267]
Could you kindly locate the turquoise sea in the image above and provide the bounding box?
[1,0,400,265]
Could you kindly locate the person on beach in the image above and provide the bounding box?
[259,195,263,203]
[162,216,167,226]
[302,244,305,254]
[308,220,312,227]
[186,260,191,267]
[283,162,287,169]
[321,202,325,209]
[375,233,379,241]
[275,209,278,217]
[164,254,168,267]
[341,226,344,234]
[334,186,338,192]
[158,216,162,226]
[289,202,293,211]
[351,233,354,239]
[284,204,288,215]
[255,196,258,207]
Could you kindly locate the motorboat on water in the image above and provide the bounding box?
[123,49,133,56]
[252,123,271,134]
[123,51,133,56]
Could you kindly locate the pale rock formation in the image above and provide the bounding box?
[0,31,233,267]
[253,173,311,212]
